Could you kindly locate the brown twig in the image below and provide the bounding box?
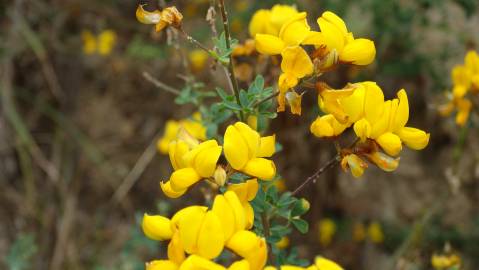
[142,71,181,95]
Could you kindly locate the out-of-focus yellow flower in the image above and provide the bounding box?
[82,29,116,56]
[136,5,183,32]
[82,30,97,55]
[247,115,258,130]
[312,11,376,65]
[440,50,479,126]
[160,139,222,198]
[275,236,290,249]
[249,5,299,37]
[318,218,336,247]
[224,122,276,180]
[431,253,461,270]
[352,222,366,242]
[157,113,207,154]
[273,179,287,192]
[310,114,349,138]
[340,154,367,178]
[188,49,209,71]
[233,39,256,57]
[367,221,384,244]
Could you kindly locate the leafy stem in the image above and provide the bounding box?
[217,0,244,121]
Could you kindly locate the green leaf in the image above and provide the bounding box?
[291,218,309,234]
[239,89,249,107]
[216,87,228,101]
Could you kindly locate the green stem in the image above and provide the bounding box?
[217,0,244,121]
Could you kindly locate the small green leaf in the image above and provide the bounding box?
[291,218,309,234]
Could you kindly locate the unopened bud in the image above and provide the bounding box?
[213,166,227,187]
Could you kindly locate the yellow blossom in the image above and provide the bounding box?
[367,221,384,244]
[275,237,290,249]
[160,139,222,198]
[340,154,367,178]
[136,5,183,32]
[249,5,299,37]
[157,113,207,154]
[318,218,336,247]
[81,30,96,55]
[431,253,461,270]
[310,114,349,138]
[82,29,116,56]
[189,49,209,71]
[313,11,376,65]
[285,91,303,115]
[224,122,276,180]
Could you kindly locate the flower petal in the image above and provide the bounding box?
[243,158,276,180]
[255,34,285,55]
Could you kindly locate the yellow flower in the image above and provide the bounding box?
[160,139,222,198]
[249,5,299,37]
[275,236,290,249]
[352,222,366,242]
[431,253,461,270]
[232,39,256,57]
[224,122,276,180]
[340,154,368,178]
[82,30,116,56]
[227,179,259,229]
[188,49,209,71]
[310,114,349,138]
[226,230,268,270]
[318,218,336,247]
[136,5,183,32]
[146,260,178,270]
[142,214,173,241]
[313,257,344,270]
[157,113,207,154]
[316,82,357,124]
[314,11,376,65]
[367,221,384,244]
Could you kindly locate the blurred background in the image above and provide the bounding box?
[1,0,479,269]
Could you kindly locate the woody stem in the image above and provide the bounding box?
[218,0,244,121]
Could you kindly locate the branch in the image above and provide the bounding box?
[142,71,181,95]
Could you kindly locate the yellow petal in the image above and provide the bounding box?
[160,181,187,199]
[248,9,271,37]
[197,211,225,259]
[340,38,376,65]
[136,5,162,24]
[142,214,173,241]
[310,116,334,137]
[353,118,371,141]
[278,73,299,94]
[169,168,202,192]
[280,46,313,78]
[452,85,468,99]
[169,140,190,170]
[392,89,409,132]
[397,127,430,150]
[269,4,299,32]
[362,81,384,124]
[193,144,222,178]
[225,191,247,231]
[255,34,285,55]
[224,124,250,170]
[247,115,258,130]
[455,98,472,126]
[367,222,384,243]
[321,11,348,36]
[341,154,367,178]
[97,30,116,55]
[258,135,276,158]
[370,100,391,139]
[179,255,226,270]
[81,30,97,55]
[243,158,276,180]
[171,206,207,232]
[364,151,399,172]
[146,260,178,270]
[376,132,402,156]
[212,195,236,241]
[285,91,303,115]
[452,65,471,89]
[465,50,479,74]
[226,230,260,258]
[228,260,250,270]
[317,15,345,53]
[243,202,255,230]
[340,83,365,123]
[279,12,310,46]
[168,232,186,264]
[234,122,260,159]
[302,31,326,46]
[178,207,207,254]
[314,257,344,270]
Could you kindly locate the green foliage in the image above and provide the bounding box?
[211,31,238,64]
[175,82,216,106]
[5,233,37,270]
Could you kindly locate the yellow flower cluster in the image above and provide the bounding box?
[81,29,117,56]
[160,122,276,198]
[143,185,267,270]
[249,6,376,115]
[440,50,479,126]
[311,81,430,177]
[431,253,461,270]
[157,113,207,154]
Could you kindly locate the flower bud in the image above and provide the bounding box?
[213,165,227,187]
[142,214,173,241]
